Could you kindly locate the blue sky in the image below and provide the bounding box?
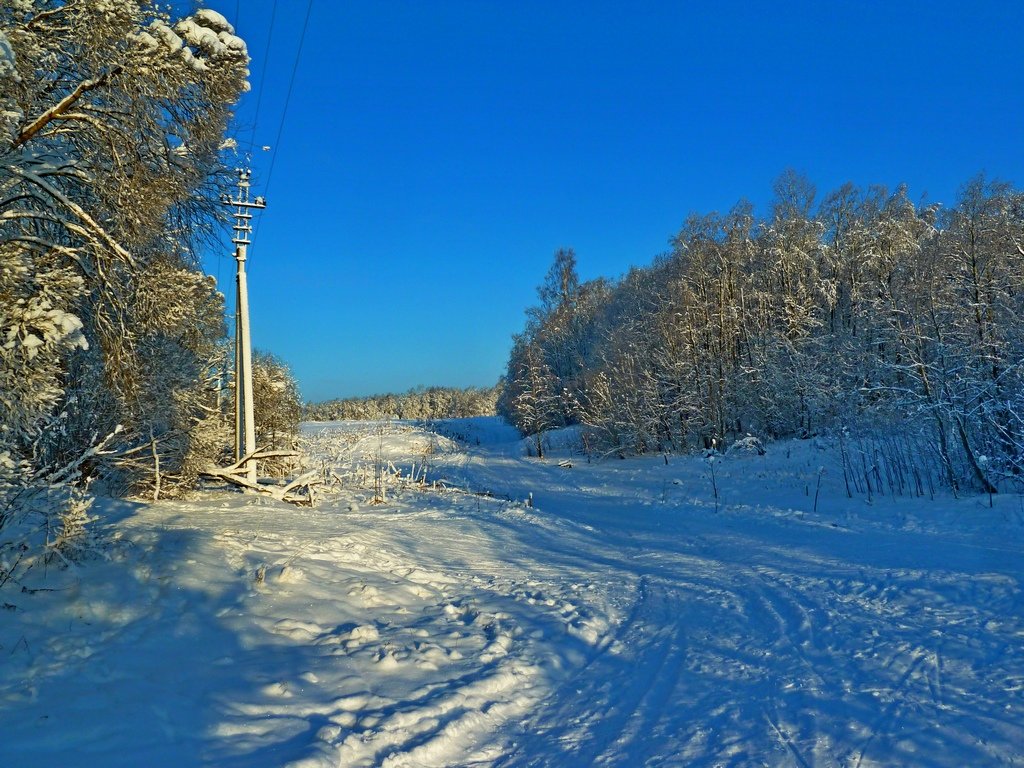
[195,1,1024,402]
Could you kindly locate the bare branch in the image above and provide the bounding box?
[5,164,136,266]
[14,67,123,148]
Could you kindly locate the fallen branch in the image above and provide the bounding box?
[201,458,320,506]
[42,426,124,486]
[216,448,300,476]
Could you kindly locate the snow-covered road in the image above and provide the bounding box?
[2,418,1022,767]
[433,421,1024,767]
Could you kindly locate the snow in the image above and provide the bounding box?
[2,418,1023,766]
[0,30,19,82]
[0,30,22,143]
[147,20,185,57]
[2,299,88,359]
[193,9,235,35]
[175,17,247,60]
[138,12,247,77]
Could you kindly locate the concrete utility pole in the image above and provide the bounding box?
[222,169,266,485]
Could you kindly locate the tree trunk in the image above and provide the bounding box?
[954,414,998,494]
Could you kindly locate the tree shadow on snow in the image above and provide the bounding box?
[0,498,355,768]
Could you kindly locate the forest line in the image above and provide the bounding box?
[500,172,1024,494]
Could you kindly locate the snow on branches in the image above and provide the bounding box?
[502,177,1024,493]
[0,1,251,555]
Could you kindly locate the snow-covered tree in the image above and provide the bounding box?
[306,385,501,422]
[499,334,563,457]
[501,173,1024,492]
[253,351,302,456]
[1,2,250,552]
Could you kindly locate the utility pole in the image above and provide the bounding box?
[222,169,266,486]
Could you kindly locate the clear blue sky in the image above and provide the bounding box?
[195,1,1024,403]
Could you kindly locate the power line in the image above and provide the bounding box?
[248,0,279,154]
[262,0,314,198]
[253,0,314,247]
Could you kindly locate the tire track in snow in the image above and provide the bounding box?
[763,706,813,768]
[374,425,1024,766]
[489,577,653,766]
[746,566,974,768]
[443,451,826,765]
[842,650,929,768]
[585,581,690,766]
[493,575,701,767]
[741,574,827,768]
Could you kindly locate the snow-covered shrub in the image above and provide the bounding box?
[0,477,97,593]
[0,261,88,441]
[727,435,766,456]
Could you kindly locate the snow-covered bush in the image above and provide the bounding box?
[726,436,767,456]
[0,263,88,440]
[1,463,98,590]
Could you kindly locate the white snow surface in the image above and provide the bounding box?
[0,30,19,82]
[2,418,1023,767]
[193,9,235,35]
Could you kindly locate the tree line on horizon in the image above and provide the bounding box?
[305,384,501,422]
[499,172,1024,494]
